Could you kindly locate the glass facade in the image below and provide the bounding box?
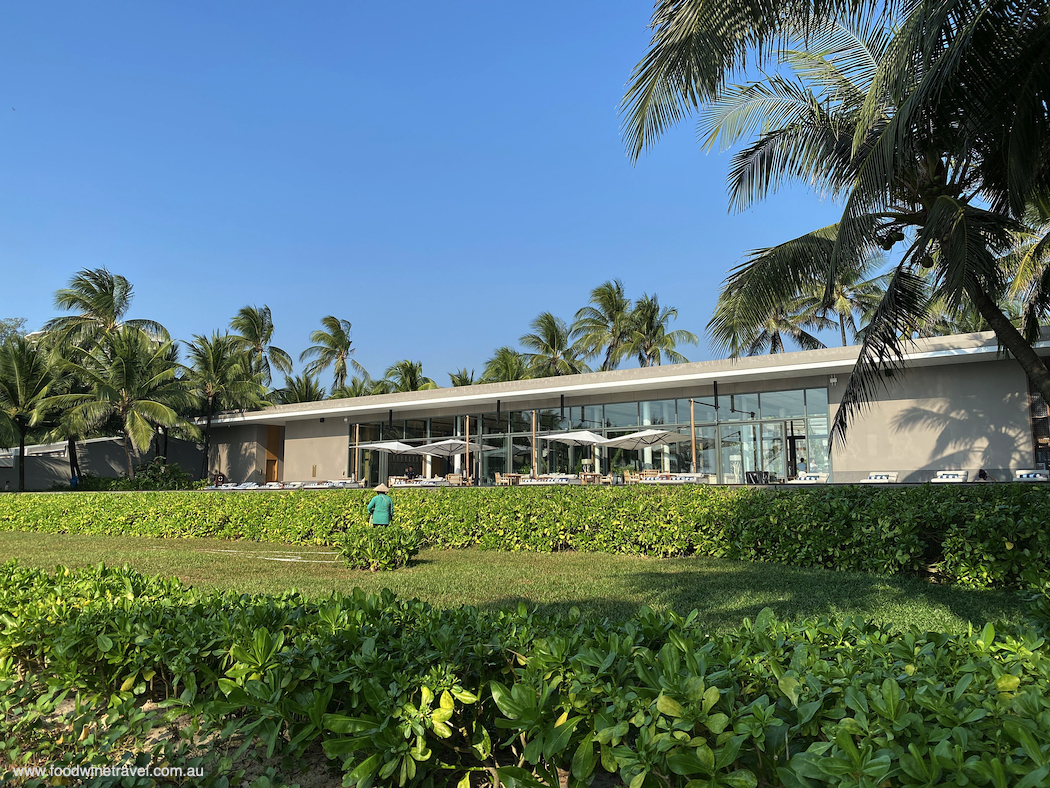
[348,387,832,484]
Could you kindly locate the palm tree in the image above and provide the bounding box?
[0,337,54,491]
[383,360,438,392]
[182,333,267,480]
[229,305,293,386]
[520,313,589,377]
[623,8,1050,440]
[480,347,531,383]
[274,373,326,404]
[449,368,475,387]
[331,375,391,398]
[51,328,188,479]
[44,268,167,343]
[572,280,633,371]
[725,304,832,357]
[624,294,697,366]
[300,316,366,390]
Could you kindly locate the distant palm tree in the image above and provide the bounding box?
[520,313,589,377]
[383,360,438,392]
[572,280,633,371]
[728,303,833,357]
[449,368,475,387]
[182,332,267,480]
[332,375,390,398]
[300,316,366,390]
[0,337,55,491]
[44,268,167,343]
[274,373,326,404]
[625,295,698,366]
[229,305,293,386]
[480,347,531,383]
[53,328,189,479]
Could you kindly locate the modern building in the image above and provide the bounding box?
[205,331,1050,485]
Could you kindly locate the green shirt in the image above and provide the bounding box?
[367,493,393,525]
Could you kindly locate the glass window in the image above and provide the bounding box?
[806,388,829,417]
[605,429,642,472]
[381,421,405,440]
[481,411,507,435]
[404,419,427,439]
[538,408,569,433]
[667,426,717,475]
[510,411,533,433]
[722,393,759,421]
[678,398,717,424]
[640,399,676,426]
[571,406,603,430]
[761,423,786,481]
[604,402,638,428]
[760,390,806,420]
[720,423,759,484]
[481,436,508,482]
[429,416,456,438]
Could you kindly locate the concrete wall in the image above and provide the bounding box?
[830,359,1034,482]
[284,418,349,481]
[0,437,203,491]
[209,424,267,484]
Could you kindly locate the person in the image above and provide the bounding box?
[367,483,394,526]
[976,468,995,482]
[797,456,808,473]
[404,466,418,479]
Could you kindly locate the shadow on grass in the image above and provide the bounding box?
[478,556,1026,635]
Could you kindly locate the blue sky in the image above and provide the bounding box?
[2,1,841,386]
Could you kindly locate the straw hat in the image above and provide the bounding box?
[374,483,389,493]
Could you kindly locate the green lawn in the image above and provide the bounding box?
[0,531,1028,634]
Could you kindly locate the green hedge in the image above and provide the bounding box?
[2,562,1049,788]
[1,485,1049,589]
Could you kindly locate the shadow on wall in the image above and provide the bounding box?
[211,439,263,485]
[891,392,1031,481]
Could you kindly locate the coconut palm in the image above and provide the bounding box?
[229,305,293,386]
[0,318,26,345]
[300,316,366,390]
[44,268,167,343]
[520,313,589,377]
[383,360,438,393]
[624,294,697,366]
[0,337,54,491]
[274,373,326,404]
[480,347,531,383]
[51,327,188,479]
[623,7,1050,440]
[449,368,475,387]
[182,333,267,480]
[332,375,391,398]
[572,280,633,371]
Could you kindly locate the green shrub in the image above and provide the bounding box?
[71,458,203,491]
[1,484,1049,589]
[340,525,421,571]
[2,561,1050,788]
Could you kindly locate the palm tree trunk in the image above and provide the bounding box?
[17,428,26,492]
[200,399,214,481]
[123,433,135,480]
[839,314,849,347]
[67,437,81,482]
[971,282,1050,404]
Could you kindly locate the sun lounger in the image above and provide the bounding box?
[1014,469,1049,482]
[787,473,829,484]
[859,472,898,484]
[931,470,968,483]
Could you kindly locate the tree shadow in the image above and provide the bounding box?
[891,394,1031,480]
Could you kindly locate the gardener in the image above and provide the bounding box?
[367,483,394,527]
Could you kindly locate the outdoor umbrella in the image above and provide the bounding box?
[411,439,497,457]
[356,441,421,454]
[600,429,692,451]
[543,430,608,474]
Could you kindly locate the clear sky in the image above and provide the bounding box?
[2,1,841,387]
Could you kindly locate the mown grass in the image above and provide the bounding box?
[0,531,1028,634]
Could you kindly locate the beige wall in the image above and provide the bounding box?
[831,359,1033,482]
[210,425,267,483]
[284,419,349,481]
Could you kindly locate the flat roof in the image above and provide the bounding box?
[209,331,1049,427]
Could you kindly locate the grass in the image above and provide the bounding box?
[0,531,1028,634]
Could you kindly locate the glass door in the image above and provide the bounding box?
[761,423,786,481]
[719,423,758,484]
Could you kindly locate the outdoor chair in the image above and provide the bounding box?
[787,473,829,484]
[623,470,641,484]
[446,473,467,487]
[494,473,511,486]
[931,470,969,483]
[1015,469,1049,482]
[859,471,898,483]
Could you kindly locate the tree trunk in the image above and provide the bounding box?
[200,399,214,481]
[17,429,26,492]
[67,437,81,482]
[839,314,849,347]
[123,433,135,480]
[971,282,1050,404]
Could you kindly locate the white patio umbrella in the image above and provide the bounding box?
[356,441,421,454]
[411,439,497,457]
[544,430,608,474]
[600,429,693,451]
